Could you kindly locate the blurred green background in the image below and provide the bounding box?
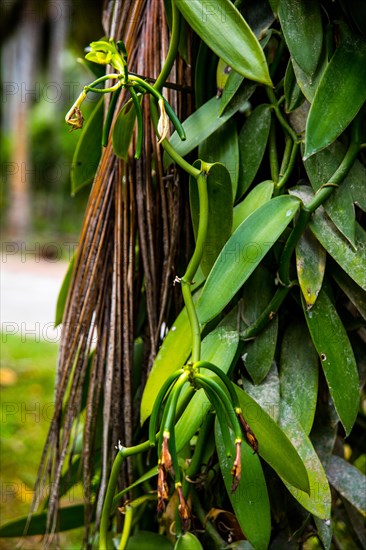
[0,1,103,546]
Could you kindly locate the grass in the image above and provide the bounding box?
[0,334,84,548]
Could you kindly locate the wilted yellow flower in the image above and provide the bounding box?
[157,98,170,143]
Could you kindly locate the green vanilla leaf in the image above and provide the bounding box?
[196,196,301,324]
[289,186,366,291]
[55,251,76,326]
[199,121,239,200]
[241,265,278,385]
[215,422,271,550]
[174,531,203,550]
[284,59,305,113]
[112,99,137,160]
[279,0,323,77]
[175,308,239,451]
[233,180,274,232]
[190,161,232,276]
[326,455,366,516]
[125,531,174,550]
[296,227,326,309]
[291,53,327,104]
[241,363,280,422]
[310,216,366,292]
[0,505,85,537]
[278,402,332,519]
[175,0,272,86]
[304,37,366,158]
[71,97,103,195]
[302,288,360,436]
[314,516,333,550]
[235,386,310,493]
[331,264,366,321]
[237,104,272,200]
[303,140,366,247]
[280,323,319,435]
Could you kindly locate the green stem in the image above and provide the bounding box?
[150,101,200,177]
[267,87,297,142]
[99,441,151,550]
[183,173,208,282]
[306,139,361,212]
[278,208,311,286]
[154,0,181,92]
[182,284,201,363]
[181,172,209,363]
[276,141,299,190]
[118,506,133,550]
[240,286,291,339]
[278,111,363,284]
[183,415,214,494]
[269,117,279,184]
[279,135,293,178]
[190,489,227,549]
[102,86,122,147]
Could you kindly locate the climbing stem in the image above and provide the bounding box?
[118,505,133,550]
[99,441,151,550]
[267,87,297,142]
[278,111,363,285]
[240,286,291,339]
[181,172,209,363]
[277,141,299,190]
[269,117,279,184]
[154,0,181,92]
[278,208,311,286]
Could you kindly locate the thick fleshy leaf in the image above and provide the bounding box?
[165,86,254,166]
[175,308,239,451]
[278,402,331,519]
[175,0,272,85]
[55,251,76,326]
[215,422,271,550]
[0,505,84,537]
[296,227,326,309]
[289,186,366,291]
[190,162,233,276]
[284,59,305,112]
[112,99,137,160]
[291,52,327,103]
[314,516,333,550]
[241,363,280,421]
[126,532,174,550]
[235,386,310,493]
[304,140,366,246]
[71,97,103,194]
[326,455,366,516]
[279,0,323,76]
[174,532,203,550]
[237,104,272,199]
[140,292,201,424]
[198,121,239,199]
[233,180,274,232]
[280,323,318,435]
[241,265,278,384]
[304,37,366,158]
[196,195,301,324]
[311,216,366,292]
[302,288,360,436]
[332,265,366,320]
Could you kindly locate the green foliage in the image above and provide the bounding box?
[16,1,366,548]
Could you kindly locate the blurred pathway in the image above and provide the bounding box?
[1,254,68,344]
